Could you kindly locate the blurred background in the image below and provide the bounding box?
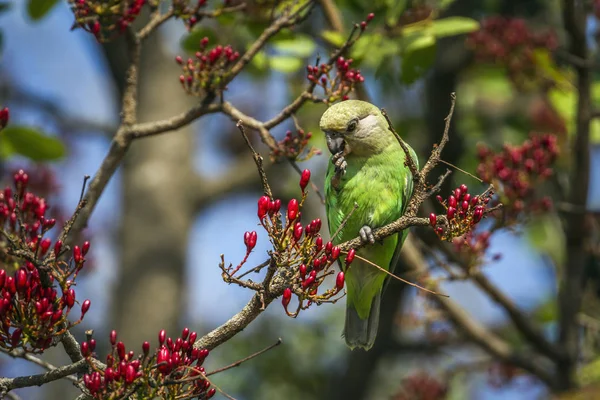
[1,0,599,399]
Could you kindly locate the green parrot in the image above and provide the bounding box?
[320,100,418,351]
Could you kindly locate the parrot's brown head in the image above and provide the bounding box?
[319,100,395,157]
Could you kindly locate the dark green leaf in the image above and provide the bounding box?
[400,36,436,85]
[0,126,66,161]
[27,0,59,21]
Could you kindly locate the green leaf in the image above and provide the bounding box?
[27,0,59,21]
[532,48,572,88]
[321,30,345,48]
[400,35,436,84]
[428,17,480,38]
[249,50,269,74]
[269,55,303,73]
[272,34,316,58]
[0,126,66,161]
[180,27,217,54]
[402,32,436,53]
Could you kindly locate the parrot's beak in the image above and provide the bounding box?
[325,131,345,155]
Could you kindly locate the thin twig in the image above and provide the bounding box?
[237,121,272,198]
[206,338,282,376]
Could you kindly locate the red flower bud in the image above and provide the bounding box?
[175,55,183,64]
[54,240,63,257]
[81,341,90,356]
[293,222,303,241]
[110,330,117,345]
[282,287,292,308]
[473,206,484,223]
[258,196,270,220]
[82,241,91,255]
[73,246,83,264]
[16,268,27,292]
[11,328,22,347]
[272,199,281,213]
[117,342,126,360]
[325,241,333,255]
[157,347,171,374]
[299,264,307,276]
[336,271,345,290]
[126,364,136,384]
[300,169,311,191]
[459,184,468,195]
[315,237,323,251]
[367,12,375,21]
[89,339,96,351]
[448,195,457,208]
[159,329,166,345]
[244,231,257,252]
[447,207,456,220]
[81,299,91,316]
[207,388,216,398]
[40,238,51,255]
[345,249,356,265]
[189,331,197,344]
[287,199,299,221]
[331,246,340,260]
[429,213,437,227]
[142,341,150,355]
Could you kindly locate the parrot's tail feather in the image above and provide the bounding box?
[344,291,381,351]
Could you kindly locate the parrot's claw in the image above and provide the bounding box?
[359,225,375,245]
[332,151,347,175]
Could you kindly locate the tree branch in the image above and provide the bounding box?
[0,359,87,393]
[558,0,592,390]
[401,236,557,389]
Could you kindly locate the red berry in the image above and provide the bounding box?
[429,213,437,227]
[257,196,270,220]
[300,169,311,191]
[345,249,356,265]
[287,199,299,221]
[336,271,345,290]
[282,287,292,308]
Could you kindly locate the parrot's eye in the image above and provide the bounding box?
[346,119,358,132]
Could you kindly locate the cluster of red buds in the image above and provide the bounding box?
[68,0,152,42]
[176,37,240,96]
[0,107,8,130]
[82,328,215,399]
[476,133,558,219]
[466,17,558,90]
[391,372,448,400]
[270,128,321,163]
[429,184,493,241]
[0,171,91,353]
[306,56,365,103]
[224,169,347,317]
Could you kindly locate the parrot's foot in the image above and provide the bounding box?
[332,151,347,176]
[359,225,375,244]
